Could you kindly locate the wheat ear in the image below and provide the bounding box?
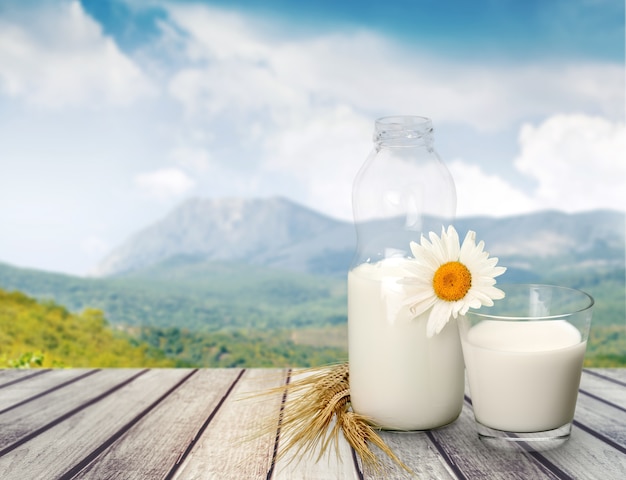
[260,363,412,475]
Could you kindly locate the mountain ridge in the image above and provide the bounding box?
[1,199,624,332]
[92,196,625,279]
[92,196,344,277]
[1,198,623,367]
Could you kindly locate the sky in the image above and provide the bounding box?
[0,0,624,276]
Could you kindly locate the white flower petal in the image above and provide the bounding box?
[404,224,507,336]
[401,261,434,279]
[483,285,506,299]
[427,301,454,337]
[409,296,438,317]
[444,225,461,259]
[466,297,483,310]
[404,288,436,305]
[492,266,507,277]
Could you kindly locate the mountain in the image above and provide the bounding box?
[92,196,625,280]
[453,209,624,256]
[1,198,624,368]
[452,209,625,275]
[0,199,624,366]
[92,196,348,277]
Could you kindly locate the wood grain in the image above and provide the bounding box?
[0,368,96,412]
[0,369,48,383]
[0,369,191,479]
[172,368,287,480]
[72,368,244,480]
[0,368,622,480]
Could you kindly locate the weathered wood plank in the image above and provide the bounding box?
[0,368,146,452]
[0,368,96,412]
[72,368,244,480]
[368,430,455,479]
[426,403,565,479]
[588,368,626,383]
[575,384,626,448]
[0,368,49,385]
[272,428,360,480]
[535,425,626,480]
[0,369,193,480]
[172,368,287,480]
[581,369,626,409]
[0,368,622,480]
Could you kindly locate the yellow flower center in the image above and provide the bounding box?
[432,261,472,301]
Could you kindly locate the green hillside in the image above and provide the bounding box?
[0,260,624,368]
[1,285,623,369]
[1,260,623,330]
[0,288,347,368]
[134,325,347,368]
[0,260,347,330]
[0,289,176,368]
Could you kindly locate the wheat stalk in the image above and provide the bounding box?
[260,363,412,475]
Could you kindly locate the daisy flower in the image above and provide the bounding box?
[402,225,506,337]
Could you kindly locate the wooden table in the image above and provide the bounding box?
[0,368,624,479]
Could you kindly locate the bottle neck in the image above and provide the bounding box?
[374,115,434,148]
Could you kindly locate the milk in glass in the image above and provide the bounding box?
[461,319,585,432]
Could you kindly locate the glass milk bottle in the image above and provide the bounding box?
[348,115,464,430]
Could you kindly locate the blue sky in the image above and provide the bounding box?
[0,0,624,275]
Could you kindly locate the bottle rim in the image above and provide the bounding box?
[374,115,433,141]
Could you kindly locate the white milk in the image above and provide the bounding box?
[348,259,464,430]
[461,319,586,432]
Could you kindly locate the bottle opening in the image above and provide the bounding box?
[374,115,433,144]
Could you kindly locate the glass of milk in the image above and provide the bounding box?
[458,284,593,450]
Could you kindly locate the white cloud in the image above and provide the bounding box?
[0,2,624,276]
[80,235,110,257]
[269,38,624,132]
[449,114,626,217]
[164,4,623,132]
[168,5,272,62]
[0,0,156,107]
[448,160,538,217]
[514,113,626,212]
[263,105,371,220]
[170,146,212,173]
[159,3,625,221]
[134,168,196,200]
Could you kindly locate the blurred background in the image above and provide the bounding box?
[0,0,624,368]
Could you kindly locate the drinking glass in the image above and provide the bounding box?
[458,284,593,450]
